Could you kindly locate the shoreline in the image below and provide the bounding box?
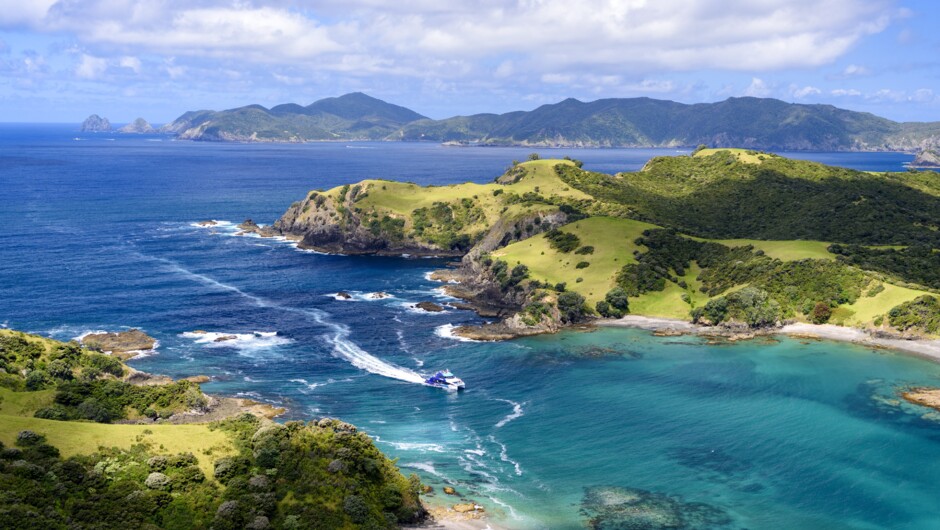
[600,316,940,362]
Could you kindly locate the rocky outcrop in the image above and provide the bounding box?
[911,149,940,168]
[81,114,111,132]
[118,117,155,134]
[414,301,445,312]
[80,329,156,360]
[236,219,278,237]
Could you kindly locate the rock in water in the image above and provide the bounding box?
[414,301,445,312]
[81,114,111,132]
[118,117,155,133]
[80,329,157,360]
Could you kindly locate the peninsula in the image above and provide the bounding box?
[266,149,940,343]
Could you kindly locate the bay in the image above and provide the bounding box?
[1,125,938,529]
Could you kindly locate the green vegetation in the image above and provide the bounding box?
[395,95,940,151]
[0,330,427,529]
[692,287,782,327]
[0,415,423,530]
[888,296,940,335]
[557,151,940,246]
[829,244,940,289]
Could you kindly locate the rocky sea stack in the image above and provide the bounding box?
[118,117,156,133]
[80,114,111,132]
[912,149,940,168]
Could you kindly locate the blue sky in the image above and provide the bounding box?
[1,0,938,124]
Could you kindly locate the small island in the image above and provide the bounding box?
[911,149,940,168]
[80,114,111,132]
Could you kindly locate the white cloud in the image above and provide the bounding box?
[790,85,822,99]
[119,56,141,74]
[744,78,772,97]
[76,53,107,79]
[3,0,898,80]
[831,88,863,96]
[842,64,871,77]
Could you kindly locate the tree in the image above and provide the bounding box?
[557,291,586,323]
[810,302,832,324]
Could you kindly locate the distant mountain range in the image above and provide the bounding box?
[159,92,940,152]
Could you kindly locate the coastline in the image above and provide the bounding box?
[600,316,940,362]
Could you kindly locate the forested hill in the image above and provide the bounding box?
[162,92,427,142]
[163,93,940,151]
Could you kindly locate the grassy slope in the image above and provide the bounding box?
[702,239,834,261]
[0,415,234,476]
[494,216,658,304]
[340,159,589,231]
[693,147,767,164]
[844,283,930,326]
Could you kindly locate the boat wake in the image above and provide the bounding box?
[155,256,427,386]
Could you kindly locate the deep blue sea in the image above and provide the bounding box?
[3,125,939,529]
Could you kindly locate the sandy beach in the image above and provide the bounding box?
[601,316,940,363]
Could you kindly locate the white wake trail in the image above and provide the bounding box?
[156,256,426,385]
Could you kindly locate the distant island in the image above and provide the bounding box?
[258,149,940,348]
[79,114,158,134]
[80,114,111,132]
[158,92,940,152]
[912,149,940,168]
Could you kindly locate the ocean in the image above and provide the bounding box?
[2,125,938,529]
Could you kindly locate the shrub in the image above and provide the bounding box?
[557,291,587,323]
[575,246,594,255]
[544,228,581,253]
[575,261,590,269]
[811,302,832,324]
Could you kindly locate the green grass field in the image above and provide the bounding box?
[844,283,933,326]
[0,387,55,416]
[0,385,235,475]
[692,148,771,164]
[494,216,659,304]
[704,238,834,261]
[0,414,235,475]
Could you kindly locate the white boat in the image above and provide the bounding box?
[425,369,465,391]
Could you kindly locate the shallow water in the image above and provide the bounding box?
[3,126,938,529]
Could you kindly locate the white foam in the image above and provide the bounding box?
[489,435,523,476]
[432,286,460,300]
[435,324,486,343]
[179,331,291,353]
[375,437,446,453]
[494,399,526,428]
[328,291,396,302]
[400,462,445,478]
[464,448,486,457]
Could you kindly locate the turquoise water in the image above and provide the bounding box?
[2,126,939,528]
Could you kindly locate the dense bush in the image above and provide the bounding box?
[888,295,940,334]
[557,291,587,323]
[45,379,207,423]
[692,287,782,327]
[556,154,940,246]
[0,415,425,530]
[544,228,581,253]
[829,244,940,289]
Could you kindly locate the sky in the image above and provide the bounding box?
[1,0,939,124]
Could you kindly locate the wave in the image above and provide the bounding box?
[328,291,397,302]
[494,399,526,428]
[489,435,523,476]
[434,324,485,343]
[180,331,291,354]
[374,437,447,453]
[155,257,426,385]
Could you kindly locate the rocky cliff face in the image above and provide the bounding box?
[912,149,940,168]
[81,114,111,132]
